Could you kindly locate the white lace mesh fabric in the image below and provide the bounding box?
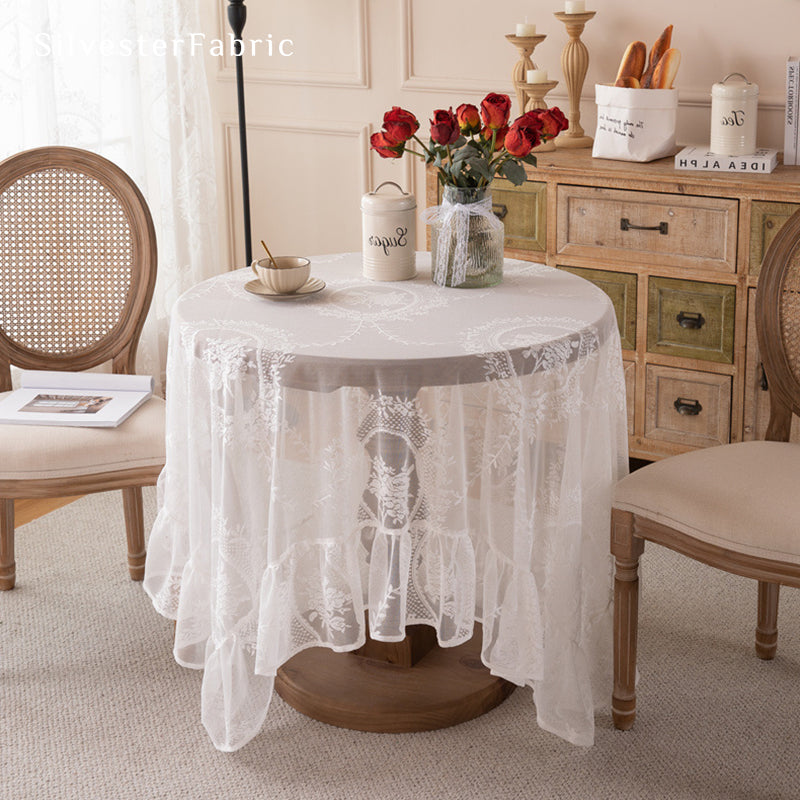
[143,253,629,751]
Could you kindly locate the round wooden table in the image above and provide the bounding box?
[144,252,628,750]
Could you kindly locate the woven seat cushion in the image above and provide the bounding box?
[0,394,165,481]
[613,440,800,564]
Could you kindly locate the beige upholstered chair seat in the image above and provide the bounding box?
[0,395,165,481]
[613,441,800,566]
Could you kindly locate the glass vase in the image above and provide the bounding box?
[430,185,504,288]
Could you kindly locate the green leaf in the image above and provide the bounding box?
[465,156,492,181]
[499,159,527,186]
[521,154,538,167]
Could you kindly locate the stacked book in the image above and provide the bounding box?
[674,146,778,173]
[786,56,799,166]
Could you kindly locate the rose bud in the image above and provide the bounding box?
[480,93,512,130]
[504,126,534,158]
[539,107,569,139]
[511,111,544,146]
[370,130,404,159]
[429,108,460,145]
[456,103,481,136]
[383,106,419,144]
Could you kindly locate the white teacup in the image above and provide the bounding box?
[251,256,311,293]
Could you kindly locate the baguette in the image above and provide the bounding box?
[641,24,673,88]
[651,47,681,89]
[614,76,641,88]
[615,41,647,84]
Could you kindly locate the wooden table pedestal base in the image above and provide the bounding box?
[275,623,515,733]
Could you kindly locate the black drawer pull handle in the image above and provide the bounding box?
[676,311,706,329]
[492,203,508,220]
[674,397,703,416]
[620,217,669,235]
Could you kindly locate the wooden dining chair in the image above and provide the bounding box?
[610,208,800,730]
[0,146,165,590]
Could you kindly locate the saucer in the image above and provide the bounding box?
[245,276,326,299]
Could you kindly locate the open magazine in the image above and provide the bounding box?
[0,371,154,428]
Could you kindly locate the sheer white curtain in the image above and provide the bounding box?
[0,0,220,390]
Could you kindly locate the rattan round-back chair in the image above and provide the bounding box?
[610,208,800,730]
[0,146,165,590]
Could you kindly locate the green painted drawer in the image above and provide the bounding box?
[749,201,800,276]
[483,179,546,253]
[559,265,637,350]
[647,276,736,364]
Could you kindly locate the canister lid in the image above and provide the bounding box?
[361,181,416,212]
[711,72,759,98]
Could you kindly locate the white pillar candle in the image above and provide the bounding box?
[515,21,537,36]
[527,69,548,83]
[564,0,585,12]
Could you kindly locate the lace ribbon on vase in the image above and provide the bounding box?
[422,196,503,286]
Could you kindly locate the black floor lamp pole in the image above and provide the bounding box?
[227,0,252,266]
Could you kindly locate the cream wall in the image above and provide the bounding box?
[199,0,800,270]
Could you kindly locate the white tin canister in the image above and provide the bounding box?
[361,181,416,281]
[709,73,759,156]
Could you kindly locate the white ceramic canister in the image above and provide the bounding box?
[709,73,759,156]
[361,181,416,281]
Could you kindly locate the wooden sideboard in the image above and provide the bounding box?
[426,149,800,461]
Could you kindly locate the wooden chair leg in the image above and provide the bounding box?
[611,508,645,730]
[122,487,146,581]
[755,580,780,660]
[0,498,15,590]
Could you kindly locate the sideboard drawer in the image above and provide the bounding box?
[646,276,736,364]
[486,178,547,254]
[556,186,738,272]
[558,265,637,350]
[749,201,800,276]
[645,365,732,448]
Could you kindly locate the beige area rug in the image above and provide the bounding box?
[2,488,799,800]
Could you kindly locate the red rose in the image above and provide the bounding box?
[429,108,459,145]
[370,131,404,159]
[480,93,511,130]
[382,106,419,145]
[505,112,545,157]
[456,103,481,136]
[504,126,535,158]
[518,111,545,138]
[481,125,508,151]
[539,107,568,139]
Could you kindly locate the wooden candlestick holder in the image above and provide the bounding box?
[553,10,596,149]
[505,33,547,116]
[521,80,559,152]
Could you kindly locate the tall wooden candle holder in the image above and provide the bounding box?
[522,81,559,152]
[553,10,596,149]
[505,33,547,116]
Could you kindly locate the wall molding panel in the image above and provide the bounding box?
[221,119,370,267]
[214,0,369,89]
[400,0,509,95]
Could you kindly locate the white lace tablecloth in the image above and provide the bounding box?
[143,252,629,751]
